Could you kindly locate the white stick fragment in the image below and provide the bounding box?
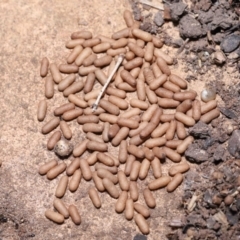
[187,193,198,212]
[139,0,164,11]
[92,54,124,112]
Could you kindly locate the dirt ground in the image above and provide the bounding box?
[1,0,239,240]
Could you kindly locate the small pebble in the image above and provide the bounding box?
[54,139,73,157]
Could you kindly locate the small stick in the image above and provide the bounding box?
[139,0,164,10]
[92,54,124,112]
[176,38,189,55]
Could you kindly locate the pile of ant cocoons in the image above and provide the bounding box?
[37,10,220,234]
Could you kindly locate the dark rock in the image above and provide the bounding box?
[228,130,240,158]
[211,14,232,31]
[200,137,216,150]
[189,121,210,138]
[185,143,209,163]
[169,2,187,22]
[219,107,237,119]
[140,22,157,34]
[179,15,205,39]
[134,234,147,240]
[221,34,240,53]
[154,11,164,27]
[198,10,214,24]
[151,25,158,35]
[213,145,226,162]
[131,2,142,21]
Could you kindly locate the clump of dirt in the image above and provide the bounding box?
[129,1,240,239]
[131,0,240,74]
[167,87,240,239]
[172,158,240,239]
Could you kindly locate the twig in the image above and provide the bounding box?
[187,193,198,212]
[207,30,216,47]
[92,55,124,112]
[176,38,189,55]
[138,0,164,10]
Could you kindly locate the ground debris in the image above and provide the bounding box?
[185,143,209,163]
[129,1,240,239]
[228,130,240,158]
[189,121,210,139]
[193,0,212,12]
[219,107,237,119]
[145,0,240,68]
[154,11,164,27]
[220,34,240,53]
[211,13,233,31]
[179,15,205,39]
[169,2,187,22]
[186,213,207,228]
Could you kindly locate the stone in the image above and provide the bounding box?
[228,130,240,158]
[170,2,187,22]
[154,11,164,27]
[198,10,214,24]
[179,15,205,39]
[221,34,240,53]
[185,143,209,163]
[213,145,226,162]
[133,234,147,240]
[189,121,210,138]
[211,13,232,31]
